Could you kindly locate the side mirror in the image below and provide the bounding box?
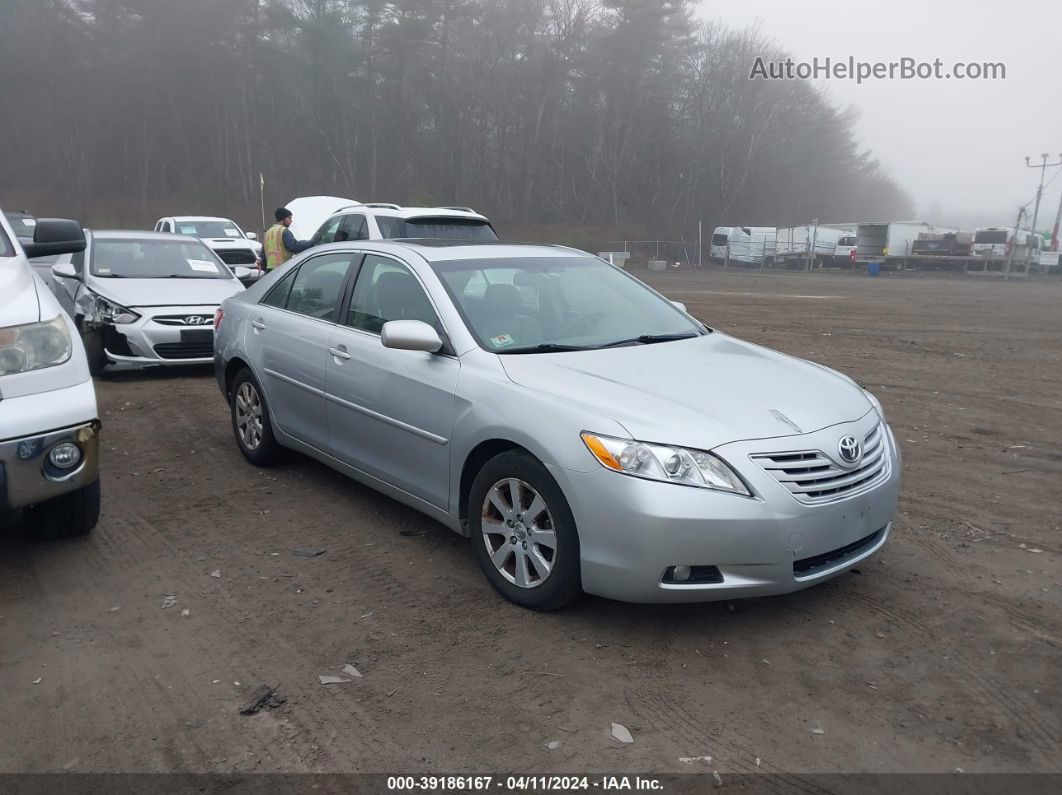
[233,266,253,280]
[52,260,78,279]
[671,301,687,313]
[23,219,86,259]
[381,320,443,353]
[245,232,257,240]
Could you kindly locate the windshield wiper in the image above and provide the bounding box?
[498,343,591,354]
[162,274,211,279]
[598,332,701,348]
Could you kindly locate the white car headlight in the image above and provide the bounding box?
[93,293,140,324]
[0,316,73,376]
[581,432,751,496]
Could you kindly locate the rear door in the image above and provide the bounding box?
[324,253,459,510]
[242,251,358,453]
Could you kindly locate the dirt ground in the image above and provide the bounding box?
[1,270,1059,776]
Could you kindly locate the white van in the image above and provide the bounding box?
[710,226,776,264]
[0,210,101,537]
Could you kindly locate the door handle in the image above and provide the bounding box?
[327,346,351,360]
[250,319,265,331]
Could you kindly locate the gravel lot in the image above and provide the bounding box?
[1,270,1059,775]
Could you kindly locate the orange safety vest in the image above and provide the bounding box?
[264,223,291,270]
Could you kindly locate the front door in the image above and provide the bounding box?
[243,251,357,453]
[325,253,459,510]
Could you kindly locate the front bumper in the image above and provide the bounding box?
[554,418,901,603]
[96,305,218,369]
[1,418,100,512]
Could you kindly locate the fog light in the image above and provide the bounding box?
[48,442,81,469]
[671,565,692,582]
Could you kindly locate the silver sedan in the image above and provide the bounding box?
[214,241,900,610]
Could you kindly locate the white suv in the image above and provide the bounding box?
[286,197,497,245]
[155,216,262,275]
[0,209,101,538]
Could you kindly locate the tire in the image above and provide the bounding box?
[468,450,582,610]
[82,328,107,377]
[230,367,282,466]
[25,478,101,540]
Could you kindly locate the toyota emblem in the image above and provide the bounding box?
[838,435,861,465]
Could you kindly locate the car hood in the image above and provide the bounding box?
[0,258,41,325]
[499,333,873,450]
[89,277,243,308]
[285,195,357,239]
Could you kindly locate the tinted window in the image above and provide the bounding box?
[341,214,368,241]
[91,238,232,279]
[711,233,728,246]
[284,253,353,321]
[314,216,344,244]
[375,216,497,240]
[261,266,299,308]
[347,255,437,333]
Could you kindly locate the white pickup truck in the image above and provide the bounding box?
[0,210,101,538]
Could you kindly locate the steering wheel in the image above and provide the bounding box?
[560,311,606,338]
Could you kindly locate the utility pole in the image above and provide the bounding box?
[1004,206,1025,280]
[1023,153,1062,242]
[1051,185,1062,252]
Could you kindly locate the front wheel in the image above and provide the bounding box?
[469,450,582,610]
[25,478,101,540]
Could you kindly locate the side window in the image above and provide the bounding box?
[347,255,437,334]
[341,214,368,241]
[260,267,299,308]
[314,216,343,244]
[284,253,354,321]
[154,222,161,232]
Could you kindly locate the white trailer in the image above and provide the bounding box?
[710,226,776,264]
[775,224,847,266]
[856,221,958,265]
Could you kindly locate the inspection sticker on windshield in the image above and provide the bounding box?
[490,333,515,348]
[187,259,219,273]
[179,226,197,234]
[224,228,241,237]
[23,218,36,227]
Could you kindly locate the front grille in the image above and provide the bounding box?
[153,341,213,360]
[152,314,214,326]
[215,249,256,265]
[751,423,889,504]
[793,527,886,577]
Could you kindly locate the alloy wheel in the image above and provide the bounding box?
[235,381,264,451]
[481,478,557,589]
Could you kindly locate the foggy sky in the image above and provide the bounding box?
[703,0,1062,230]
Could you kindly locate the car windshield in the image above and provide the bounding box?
[4,212,36,240]
[91,238,233,279]
[174,220,244,238]
[376,216,498,240]
[433,256,705,353]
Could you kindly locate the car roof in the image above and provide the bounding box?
[318,239,589,262]
[90,229,211,241]
[166,216,238,223]
[334,204,490,222]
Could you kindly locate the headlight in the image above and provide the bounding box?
[863,389,885,422]
[581,432,751,496]
[93,293,140,324]
[0,316,73,376]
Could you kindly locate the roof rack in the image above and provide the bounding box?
[361,202,402,210]
[442,206,476,213]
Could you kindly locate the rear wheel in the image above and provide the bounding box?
[230,368,282,466]
[25,478,101,540]
[469,450,581,610]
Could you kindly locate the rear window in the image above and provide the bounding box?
[975,230,1008,244]
[375,216,498,241]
